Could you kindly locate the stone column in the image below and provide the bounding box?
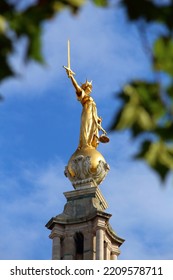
[111,252,117,260]
[96,228,104,260]
[93,235,96,260]
[111,246,120,260]
[104,241,111,260]
[84,231,94,260]
[63,235,75,260]
[51,234,61,260]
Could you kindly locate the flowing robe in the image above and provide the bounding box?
[77,90,99,149]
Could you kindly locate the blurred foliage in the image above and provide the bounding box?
[0,0,173,181]
[111,0,173,182]
[0,0,88,84]
[0,0,108,85]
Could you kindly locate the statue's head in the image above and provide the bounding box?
[81,80,92,94]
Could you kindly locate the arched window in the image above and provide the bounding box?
[74,232,84,260]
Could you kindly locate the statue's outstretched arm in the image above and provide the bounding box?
[66,69,82,96]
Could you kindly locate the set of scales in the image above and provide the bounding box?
[63,40,110,189]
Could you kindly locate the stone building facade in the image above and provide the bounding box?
[46,182,124,260]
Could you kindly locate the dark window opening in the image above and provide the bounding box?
[74,232,84,260]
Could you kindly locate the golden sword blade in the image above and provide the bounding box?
[68,39,70,69]
[63,40,75,76]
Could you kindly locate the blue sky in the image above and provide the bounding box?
[0,1,173,260]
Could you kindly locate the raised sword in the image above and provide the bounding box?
[63,40,75,76]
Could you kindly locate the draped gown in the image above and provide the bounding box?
[77,90,99,149]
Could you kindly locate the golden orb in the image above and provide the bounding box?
[65,147,110,187]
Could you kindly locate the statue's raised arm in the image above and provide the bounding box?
[65,68,82,97]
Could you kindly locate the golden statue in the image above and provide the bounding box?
[64,40,109,151]
[64,41,110,188]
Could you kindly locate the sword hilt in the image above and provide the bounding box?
[63,66,76,77]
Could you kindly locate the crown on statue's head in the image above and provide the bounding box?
[81,79,93,91]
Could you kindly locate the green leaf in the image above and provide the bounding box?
[0,34,15,80]
[9,13,44,63]
[122,0,157,22]
[131,81,164,120]
[167,82,173,98]
[154,123,173,142]
[0,0,14,16]
[92,0,108,7]
[122,0,173,30]
[154,36,173,76]
[135,140,152,158]
[0,15,7,34]
[0,58,15,81]
[137,107,154,130]
[135,140,173,181]
[0,34,13,55]
[26,26,44,63]
[111,81,163,137]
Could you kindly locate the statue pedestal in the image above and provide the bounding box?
[46,185,124,260]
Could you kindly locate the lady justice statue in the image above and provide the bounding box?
[64,41,110,188]
[65,68,109,150]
